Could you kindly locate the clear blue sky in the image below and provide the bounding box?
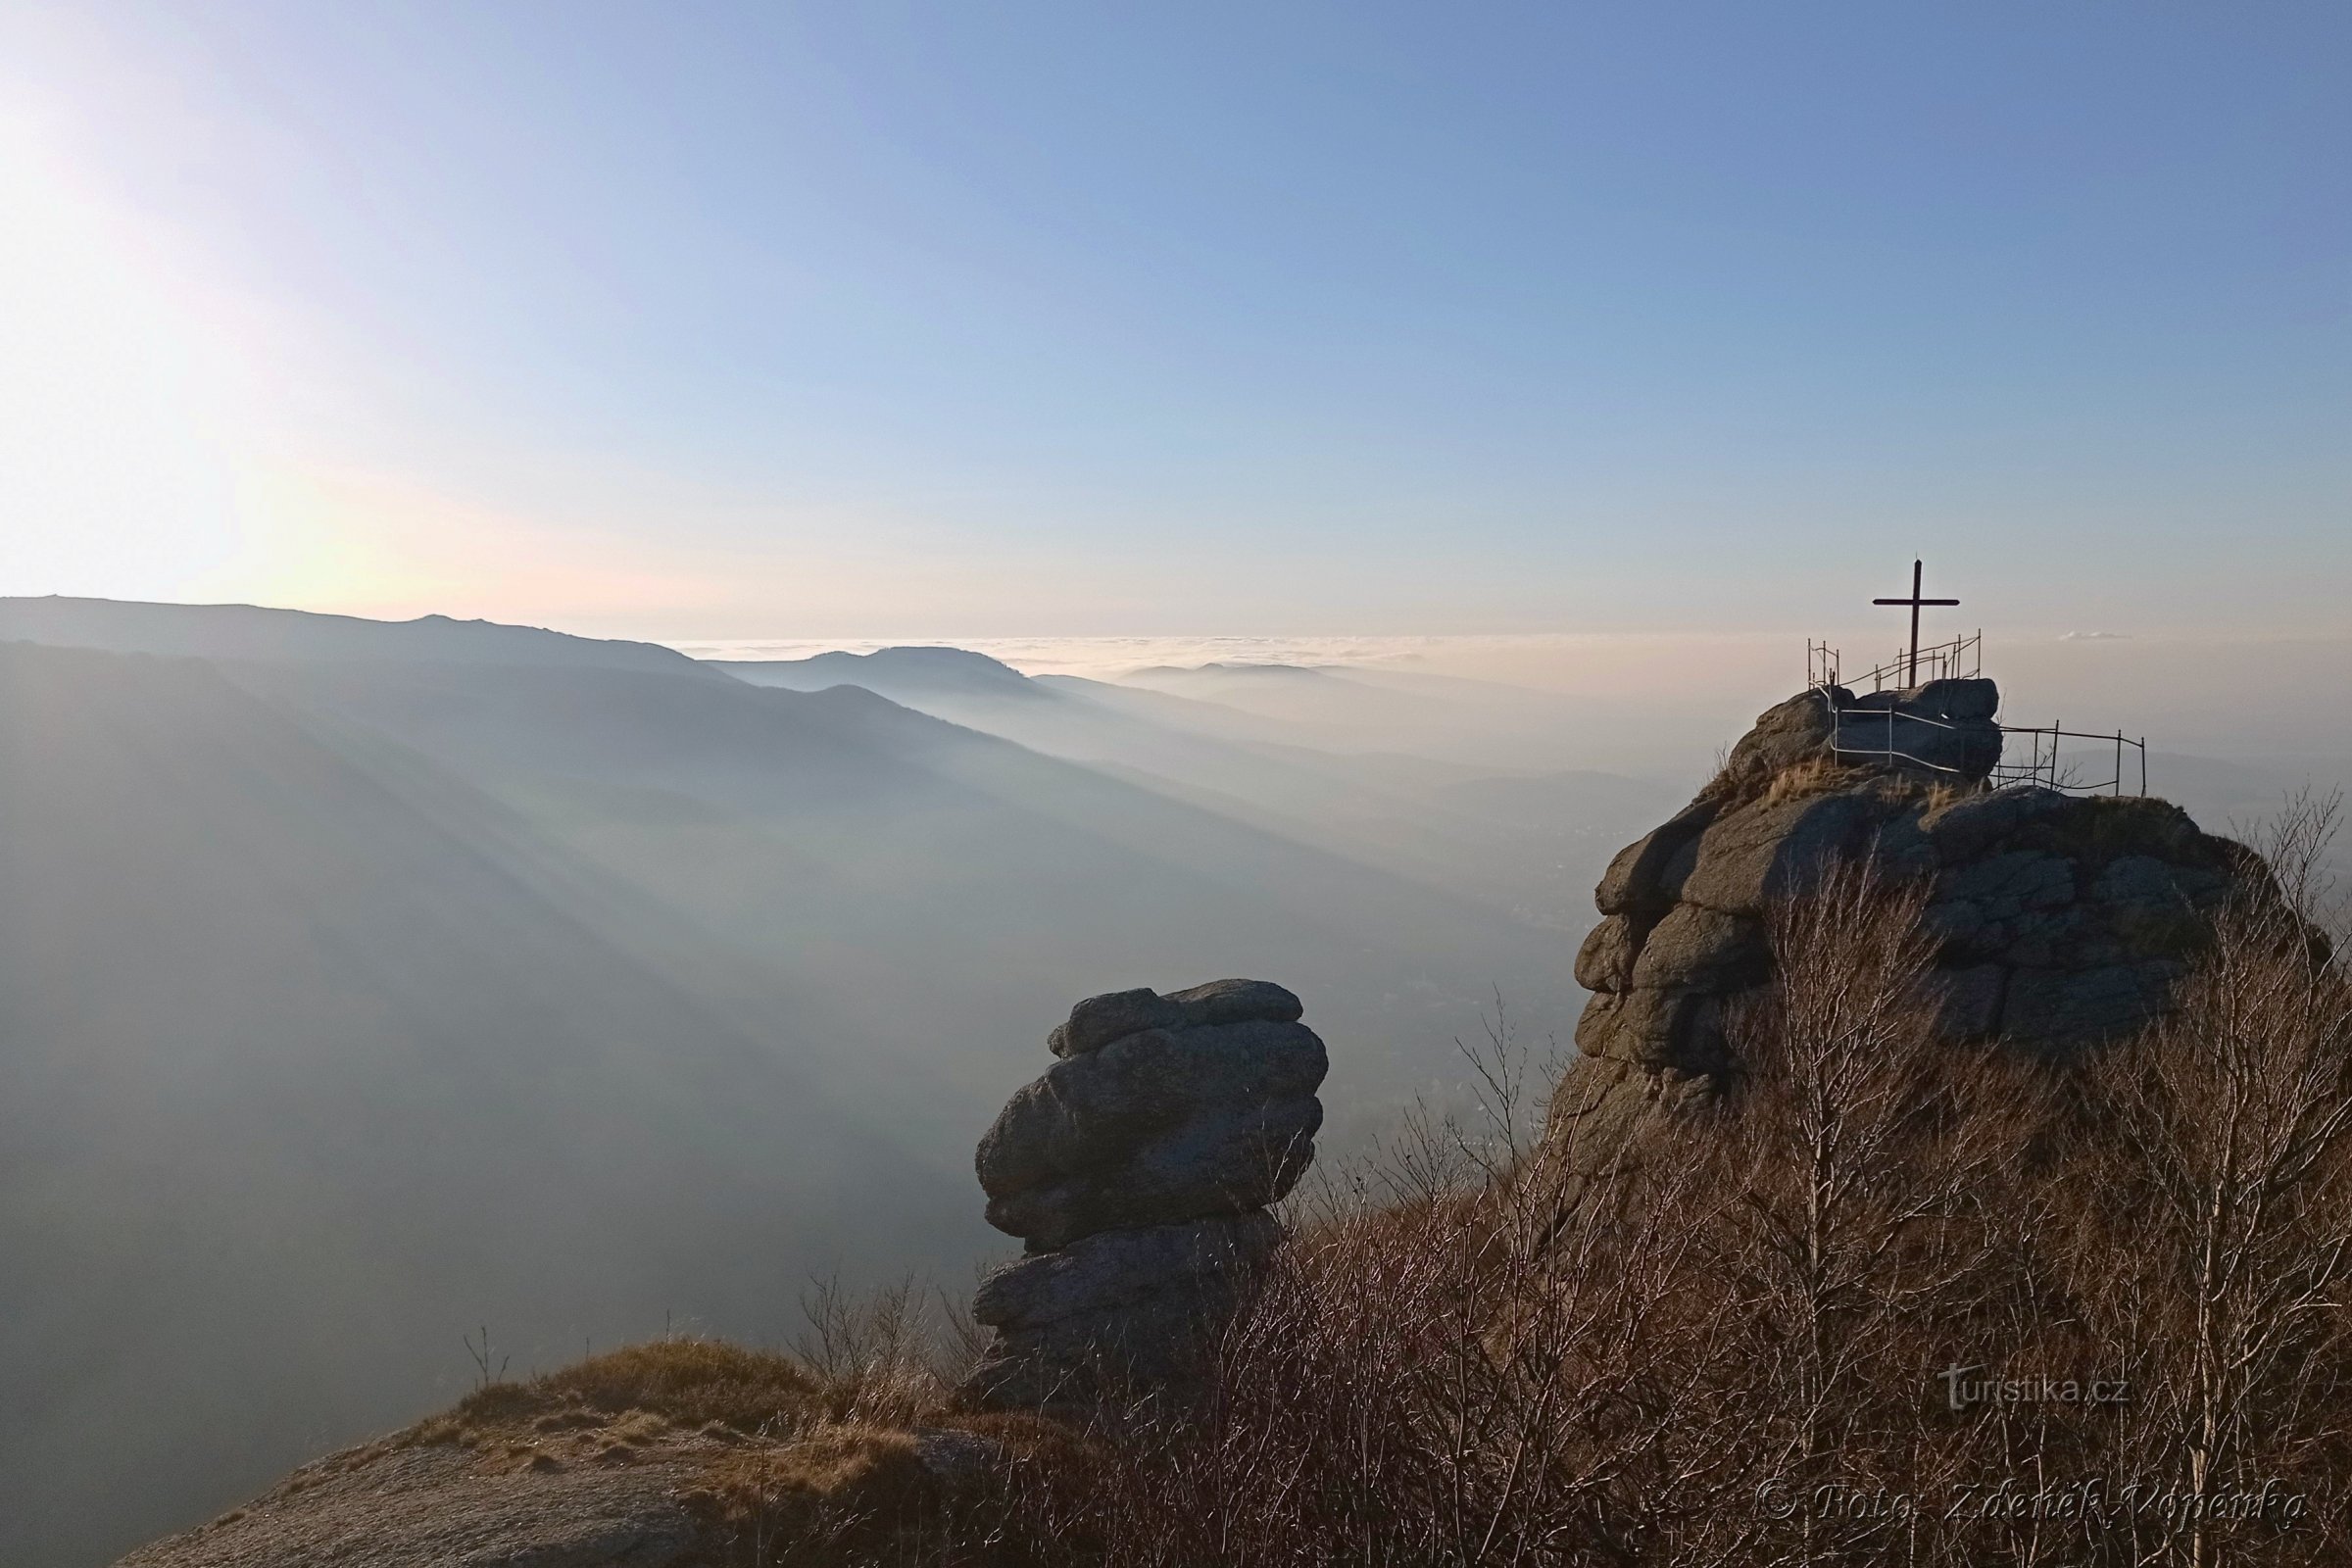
[2,2,2346,638]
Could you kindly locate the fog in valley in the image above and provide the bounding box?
[4,597,2346,1565]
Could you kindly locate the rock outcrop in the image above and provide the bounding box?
[965,979,1326,1409]
[1725,678,2003,784]
[1574,680,2253,1086]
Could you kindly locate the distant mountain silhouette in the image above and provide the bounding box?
[1126,661,1335,679]
[718,653,1678,931]
[0,595,707,676]
[711,645,1046,700]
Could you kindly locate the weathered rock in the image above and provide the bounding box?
[1573,986,1731,1074]
[2000,961,2184,1058]
[972,1211,1281,1338]
[1933,963,2009,1040]
[1050,978,1303,1057]
[986,1096,1322,1249]
[1536,1054,1721,1193]
[977,1018,1326,1243]
[1629,906,1768,991]
[1676,792,1880,915]
[1724,690,1840,776]
[1048,988,1171,1057]
[1596,799,1718,917]
[1913,676,2000,722]
[965,980,1325,1410]
[1941,849,2075,918]
[2093,854,2221,909]
[1918,784,2071,861]
[1573,916,1642,991]
[1571,681,2262,1076]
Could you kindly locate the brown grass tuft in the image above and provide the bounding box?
[471,1339,822,1433]
[1759,752,1869,806]
[699,1425,939,1517]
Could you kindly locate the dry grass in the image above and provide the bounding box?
[405,1306,1102,1566]
[1701,749,1968,813]
[417,1339,833,1443]
[687,1426,947,1558]
[1759,752,1871,806]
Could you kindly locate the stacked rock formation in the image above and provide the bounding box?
[963,979,1327,1409]
[1572,679,2254,1112]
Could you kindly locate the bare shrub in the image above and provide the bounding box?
[419,807,2351,1567]
[2062,795,2352,1565]
[1008,822,2350,1568]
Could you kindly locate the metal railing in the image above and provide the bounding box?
[1808,631,1983,695]
[1823,704,1984,780]
[1990,723,2147,797]
[1823,709,2146,797]
[1804,641,2148,797]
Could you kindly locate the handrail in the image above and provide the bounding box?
[1990,722,2148,798]
[1810,630,1983,696]
[1810,693,2147,797]
[1804,631,2145,796]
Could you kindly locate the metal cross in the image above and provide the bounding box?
[1873,559,1959,688]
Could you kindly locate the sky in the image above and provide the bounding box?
[1,2,2347,643]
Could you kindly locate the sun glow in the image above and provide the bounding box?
[0,109,271,600]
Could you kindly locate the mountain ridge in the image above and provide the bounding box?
[0,607,1574,1566]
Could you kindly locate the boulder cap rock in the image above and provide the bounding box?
[1050,978,1303,1057]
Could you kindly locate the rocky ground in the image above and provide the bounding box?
[116,1426,714,1568]
[115,1343,1059,1568]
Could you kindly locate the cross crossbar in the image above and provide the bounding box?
[1872,559,1959,687]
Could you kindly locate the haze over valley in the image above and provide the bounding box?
[3,596,1635,1561]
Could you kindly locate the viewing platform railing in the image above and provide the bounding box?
[1822,706,2146,797]
[1991,723,2148,797]
[1808,630,1982,695]
[1806,634,2147,797]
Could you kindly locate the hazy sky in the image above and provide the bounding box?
[3,3,2346,640]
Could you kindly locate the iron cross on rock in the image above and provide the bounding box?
[1874,559,1959,688]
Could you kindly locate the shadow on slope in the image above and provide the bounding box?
[0,612,1580,1563]
[0,645,944,1566]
